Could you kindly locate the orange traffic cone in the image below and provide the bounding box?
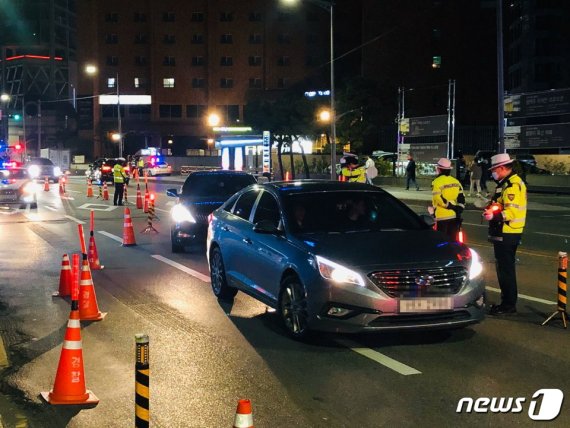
[86,179,93,197]
[284,171,291,181]
[233,399,254,428]
[102,182,109,200]
[78,255,106,321]
[44,176,50,191]
[136,183,143,209]
[53,254,72,297]
[40,298,99,405]
[143,186,149,213]
[122,207,137,246]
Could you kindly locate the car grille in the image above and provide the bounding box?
[368,266,467,298]
[0,189,18,202]
[368,310,471,327]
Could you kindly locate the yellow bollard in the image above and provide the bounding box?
[135,334,150,428]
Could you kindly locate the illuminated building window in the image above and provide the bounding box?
[107,77,116,88]
[163,78,175,88]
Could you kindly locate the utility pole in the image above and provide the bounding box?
[38,100,42,155]
[116,73,122,158]
[496,0,505,153]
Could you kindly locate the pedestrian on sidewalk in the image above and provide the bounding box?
[483,153,527,316]
[431,158,465,240]
[468,160,482,196]
[405,154,420,190]
[364,156,378,185]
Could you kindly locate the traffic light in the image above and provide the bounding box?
[8,113,22,121]
[8,143,24,152]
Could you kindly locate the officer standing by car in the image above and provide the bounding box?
[341,156,367,183]
[113,158,127,206]
[431,157,465,239]
[483,153,527,315]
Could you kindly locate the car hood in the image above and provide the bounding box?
[295,230,467,269]
[180,196,228,222]
[0,179,27,189]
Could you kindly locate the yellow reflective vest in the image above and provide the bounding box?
[490,173,526,236]
[113,163,126,184]
[431,174,465,221]
[341,166,367,183]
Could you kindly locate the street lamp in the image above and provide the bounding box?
[84,64,102,157]
[281,0,336,179]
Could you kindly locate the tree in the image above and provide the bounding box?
[245,82,319,179]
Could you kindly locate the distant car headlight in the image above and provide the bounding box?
[469,249,483,280]
[315,255,365,286]
[171,204,196,223]
[28,165,40,178]
[54,166,62,176]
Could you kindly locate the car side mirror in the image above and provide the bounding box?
[253,220,282,235]
[166,188,178,197]
[420,214,435,228]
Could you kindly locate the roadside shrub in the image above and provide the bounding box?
[375,159,393,176]
[542,157,568,175]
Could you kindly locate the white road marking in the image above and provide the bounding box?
[60,196,75,200]
[486,287,556,305]
[44,206,57,212]
[335,338,422,376]
[165,201,175,206]
[462,222,486,227]
[534,232,570,238]
[64,215,85,224]
[78,203,117,212]
[98,230,123,243]
[154,207,169,213]
[151,255,211,283]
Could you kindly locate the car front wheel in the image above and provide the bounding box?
[210,246,237,300]
[279,275,310,340]
[171,227,184,253]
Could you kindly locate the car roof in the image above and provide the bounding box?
[261,180,388,195]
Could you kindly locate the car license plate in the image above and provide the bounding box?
[399,297,453,313]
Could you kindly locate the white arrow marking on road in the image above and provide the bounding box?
[65,215,85,224]
[44,206,57,211]
[335,338,422,376]
[151,255,211,283]
[98,231,123,243]
[485,287,556,305]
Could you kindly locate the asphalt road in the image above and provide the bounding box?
[0,176,568,427]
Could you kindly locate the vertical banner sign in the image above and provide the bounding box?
[262,131,271,173]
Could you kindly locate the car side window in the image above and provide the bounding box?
[233,190,259,221]
[252,191,281,228]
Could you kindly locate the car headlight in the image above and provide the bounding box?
[28,165,40,178]
[315,255,365,286]
[469,248,483,280]
[23,182,36,194]
[54,166,62,176]
[171,204,196,223]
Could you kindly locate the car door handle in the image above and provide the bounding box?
[221,226,230,232]
[242,238,252,245]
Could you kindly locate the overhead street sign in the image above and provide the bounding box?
[407,142,447,162]
[505,88,570,118]
[402,115,448,137]
[504,123,570,149]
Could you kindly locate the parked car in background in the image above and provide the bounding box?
[86,158,130,184]
[144,160,172,176]
[207,180,485,339]
[167,170,257,253]
[25,157,62,182]
[0,167,38,209]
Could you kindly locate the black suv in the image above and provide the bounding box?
[25,157,62,182]
[87,158,130,184]
[167,170,257,252]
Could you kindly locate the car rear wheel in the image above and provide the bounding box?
[279,275,310,340]
[171,228,185,253]
[210,246,237,300]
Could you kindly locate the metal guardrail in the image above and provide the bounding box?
[180,166,222,175]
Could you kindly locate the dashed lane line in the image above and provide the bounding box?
[486,287,556,306]
[98,230,123,243]
[335,338,422,376]
[534,231,570,238]
[154,207,169,214]
[151,255,211,283]
[44,206,57,212]
[64,215,85,224]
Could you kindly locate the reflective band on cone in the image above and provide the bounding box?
[78,256,106,321]
[233,399,254,428]
[53,254,72,297]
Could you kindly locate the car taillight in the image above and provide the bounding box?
[208,213,214,224]
[102,166,111,171]
[124,166,130,172]
[458,230,465,243]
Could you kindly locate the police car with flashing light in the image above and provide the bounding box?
[0,165,38,209]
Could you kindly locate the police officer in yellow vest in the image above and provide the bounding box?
[431,157,465,240]
[341,156,367,183]
[483,153,527,315]
[113,158,127,206]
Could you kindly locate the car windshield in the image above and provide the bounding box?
[284,191,424,234]
[182,174,256,198]
[28,158,54,166]
[1,169,29,179]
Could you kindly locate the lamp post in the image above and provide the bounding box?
[84,64,102,157]
[282,0,335,179]
[116,72,123,158]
